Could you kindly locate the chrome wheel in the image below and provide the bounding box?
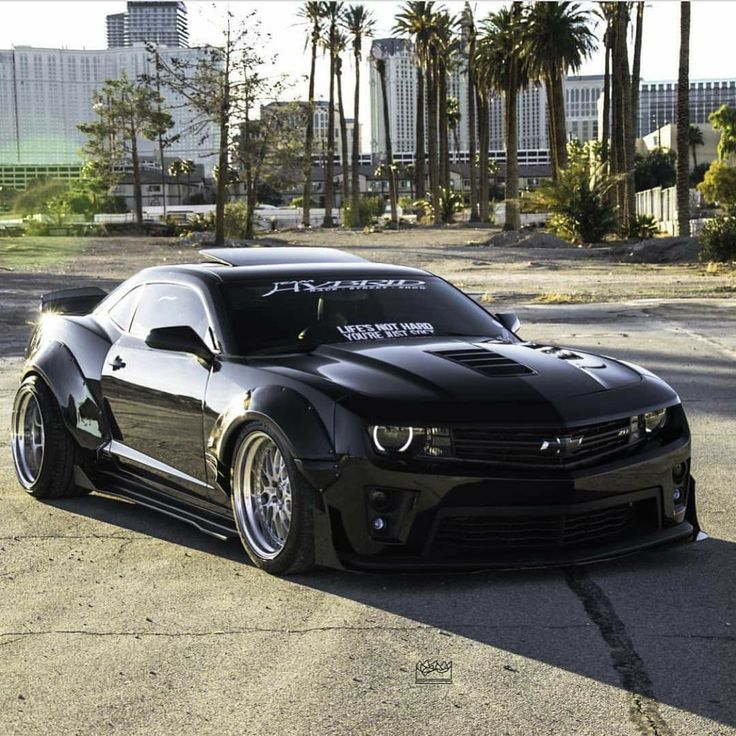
[232,431,293,560]
[11,390,45,489]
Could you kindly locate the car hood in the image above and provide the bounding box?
[257,337,676,425]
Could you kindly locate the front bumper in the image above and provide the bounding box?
[303,437,698,571]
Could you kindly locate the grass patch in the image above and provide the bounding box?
[533,291,598,304]
[0,236,87,271]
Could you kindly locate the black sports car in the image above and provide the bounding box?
[10,247,699,574]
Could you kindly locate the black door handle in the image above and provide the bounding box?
[109,356,126,371]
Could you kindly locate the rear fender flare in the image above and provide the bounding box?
[24,341,108,450]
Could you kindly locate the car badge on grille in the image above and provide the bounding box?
[540,435,584,455]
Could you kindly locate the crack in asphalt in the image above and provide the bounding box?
[564,568,674,736]
[0,623,591,638]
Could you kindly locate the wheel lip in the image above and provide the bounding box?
[10,386,46,490]
[232,430,293,561]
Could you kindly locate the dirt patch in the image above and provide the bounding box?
[612,236,701,264]
[483,230,574,250]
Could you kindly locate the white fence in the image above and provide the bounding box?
[635,186,701,236]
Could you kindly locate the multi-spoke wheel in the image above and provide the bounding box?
[10,375,85,499]
[231,423,315,574]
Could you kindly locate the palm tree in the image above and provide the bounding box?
[476,4,527,230]
[595,3,615,166]
[374,56,398,226]
[172,158,196,204]
[168,158,186,203]
[461,2,479,221]
[298,2,322,227]
[433,10,459,192]
[676,1,691,237]
[446,96,461,166]
[522,2,596,179]
[334,29,350,210]
[688,123,704,168]
[322,1,343,227]
[342,4,375,225]
[394,1,439,203]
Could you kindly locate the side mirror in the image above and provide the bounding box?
[145,325,214,362]
[495,312,521,334]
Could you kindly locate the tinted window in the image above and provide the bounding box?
[107,285,142,332]
[222,275,509,354]
[131,283,212,345]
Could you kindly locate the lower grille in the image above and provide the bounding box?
[451,417,638,468]
[432,500,655,555]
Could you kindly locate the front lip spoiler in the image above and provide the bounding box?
[337,523,696,573]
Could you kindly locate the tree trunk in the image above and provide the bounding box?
[544,77,559,181]
[214,117,229,245]
[467,50,479,222]
[620,13,635,227]
[631,2,644,142]
[336,57,350,211]
[130,123,143,226]
[427,56,441,225]
[244,173,258,239]
[378,61,397,226]
[351,47,361,225]
[504,53,520,231]
[477,89,489,223]
[438,60,449,190]
[553,73,568,174]
[676,1,691,237]
[692,144,697,169]
[302,32,318,227]
[323,23,336,227]
[601,29,611,166]
[415,66,426,199]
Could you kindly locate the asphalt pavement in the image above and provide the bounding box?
[0,287,734,736]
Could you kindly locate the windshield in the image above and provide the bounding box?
[222,275,509,354]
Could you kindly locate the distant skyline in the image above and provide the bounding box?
[1,0,736,140]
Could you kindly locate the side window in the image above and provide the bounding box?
[108,285,142,332]
[131,283,213,347]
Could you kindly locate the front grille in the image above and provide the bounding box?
[451,417,638,468]
[432,500,653,555]
[431,348,535,377]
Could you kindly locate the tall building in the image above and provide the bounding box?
[368,38,603,167]
[106,1,189,49]
[0,45,217,188]
[638,79,736,137]
[260,100,362,166]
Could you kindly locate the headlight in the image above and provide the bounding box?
[371,426,414,453]
[643,408,667,433]
[369,426,452,457]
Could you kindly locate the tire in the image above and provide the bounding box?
[10,375,87,499]
[230,421,316,575]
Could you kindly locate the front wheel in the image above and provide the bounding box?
[231,422,316,575]
[10,375,87,499]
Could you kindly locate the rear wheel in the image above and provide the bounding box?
[231,422,315,575]
[10,375,87,499]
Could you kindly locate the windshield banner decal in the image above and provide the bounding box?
[262,279,427,297]
[336,322,435,341]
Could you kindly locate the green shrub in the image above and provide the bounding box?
[527,141,617,244]
[626,214,659,240]
[413,187,464,224]
[343,195,385,227]
[290,195,317,208]
[699,215,736,262]
[223,201,250,238]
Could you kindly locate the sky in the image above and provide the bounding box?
[1,0,735,142]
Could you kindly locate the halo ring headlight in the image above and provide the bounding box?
[371,426,414,453]
[643,408,667,433]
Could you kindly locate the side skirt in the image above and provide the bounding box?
[75,466,238,541]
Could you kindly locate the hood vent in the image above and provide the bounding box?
[431,348,535,377]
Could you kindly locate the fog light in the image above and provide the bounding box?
[673,487,683,504]
[371,517,386,531]
[368,489,390,511]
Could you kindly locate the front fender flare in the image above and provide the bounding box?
[207,385,336,493]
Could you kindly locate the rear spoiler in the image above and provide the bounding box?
[40,287,107,315]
